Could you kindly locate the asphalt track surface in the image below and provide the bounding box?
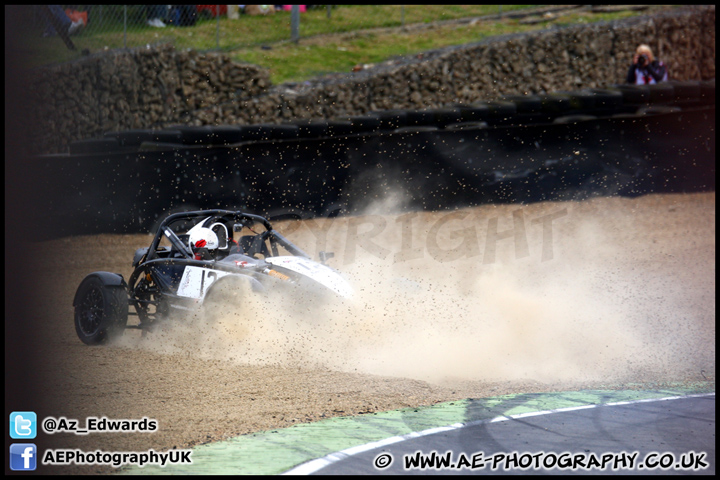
[123,389,715,475]
[305,394,715,475]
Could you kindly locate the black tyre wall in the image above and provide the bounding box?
[26,82,716,237]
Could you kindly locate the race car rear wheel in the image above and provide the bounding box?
[74,276,128,345]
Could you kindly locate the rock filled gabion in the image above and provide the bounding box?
[28,44,271,154]
[28,6,714,154]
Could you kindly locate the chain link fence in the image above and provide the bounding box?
[19,5,533,67]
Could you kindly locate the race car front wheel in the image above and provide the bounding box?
[74,274,129,345]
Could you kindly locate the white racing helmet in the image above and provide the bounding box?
[189,227,219,260]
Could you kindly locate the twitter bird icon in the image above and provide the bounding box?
[10,412,37,439]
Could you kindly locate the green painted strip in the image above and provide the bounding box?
[121,383,714,475]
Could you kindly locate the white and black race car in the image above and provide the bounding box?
[73,209,352,345]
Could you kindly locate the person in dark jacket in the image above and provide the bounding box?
[626,44,668,85]
[42,5,85,36]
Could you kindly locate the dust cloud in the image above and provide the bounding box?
[118,193,715,386]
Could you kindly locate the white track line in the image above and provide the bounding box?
[282,393,715,475]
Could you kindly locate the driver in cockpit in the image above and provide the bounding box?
[188,227,219,261]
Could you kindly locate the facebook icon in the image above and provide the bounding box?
[10,444,37,471]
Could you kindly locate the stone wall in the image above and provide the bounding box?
[28,6,714,154]
[28,46,270,154]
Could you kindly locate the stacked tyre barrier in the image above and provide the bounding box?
[32,81,715,237]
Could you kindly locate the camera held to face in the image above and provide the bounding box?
[638,54,649,67]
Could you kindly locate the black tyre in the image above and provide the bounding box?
[242,123,299,141]
[345,115,381,134]
[636,105,682,116]
[430,107,465,128]
[584,88,624,110]
[393,125,440,133]
[444,121,488,130]
[371,110,408,130]
[69,137,120,155]
[552,114,598,124]
[668,80,701,102]
[699,79,715,105]
[483,101,517,123]
[501,94,542,114]
[538,93,573,115]
[74,276,128,345]
[611,84,650,105]
[138,141,187,152]
[647,82,675,104]
[326,120,355,137]
[552,90,598,111]
[207,125,246,145]
[174,125,214,145]
[404,109,436,127]
[454,103,492,123]
[294,119,330,138]
[104,129,183,147]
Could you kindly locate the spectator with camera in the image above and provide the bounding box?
[626,44,668,85]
